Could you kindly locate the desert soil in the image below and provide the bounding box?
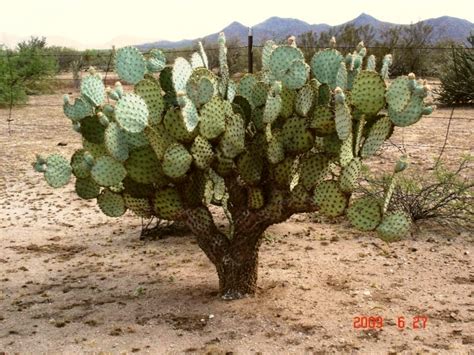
[0,88,473,354]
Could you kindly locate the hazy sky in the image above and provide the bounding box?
[3,0,473,45]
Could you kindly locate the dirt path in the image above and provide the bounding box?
[0,93,473,353]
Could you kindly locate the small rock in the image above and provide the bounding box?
[363,290,371,296]
[209,314,214,319]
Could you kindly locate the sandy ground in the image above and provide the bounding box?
[0,90,473,354]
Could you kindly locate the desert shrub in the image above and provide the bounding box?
[436,35,474,105]
[360,156,474,231]
[0,36,57,106]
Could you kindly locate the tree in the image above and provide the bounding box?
[33,35,433,299]
[0,36,57,106]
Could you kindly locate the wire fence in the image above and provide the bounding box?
[1,44,473,155]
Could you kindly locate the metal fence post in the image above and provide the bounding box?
[248,27,253,73]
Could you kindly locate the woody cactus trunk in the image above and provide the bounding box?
[33,34,433,299]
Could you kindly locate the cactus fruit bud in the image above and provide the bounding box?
[88,66,96,75]
[356,41,364,51]
[63,94,70,104]
[334,87,346,103]
[83,152,94,166]
[72,122,81,132]
[272,81,282,95]
[330,37,336,48]
[394,155,408,173]
[408,73,416,80]
[287,36,297,47]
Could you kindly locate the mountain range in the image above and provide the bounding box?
[1,14,472,50]
[139,13,473,50]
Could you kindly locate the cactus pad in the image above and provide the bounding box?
[71,149,92,178]
[44,154,72,188]
[310,49,344,89]
[115,93,149,133]
[147,49,166,73]
[144,125,175,160]
[237,152,263,185]
[164,108,196,142]
[134,78,165,125]
[97,189,126,217]
[339,158,361,192]
[299,153,330,190]
[162,143,193,179]
[91,156,127,187]
[263,94,282,124]
[125,145,164,184]
[281,117,314,153]
[280,87,296,118]
[295,84,314,117]
[80,116,106,144]
[199,96,226,139]
[313,180,348,217]
[388,95,425,127]
[75,177,100,199]
[191,135,214,169]
[153,188,183,220]
[124,194,153,217]
[219,114,245,158]
[351,71,386,115]
[377,212,411,242]
[248,187,264,210]
[64,96,93,121]
[104,122,129,162]
[347,197,382,231]
[115,46,147,84]
[172,57,192,92]
[80,75,105,107]
[311,106,335,136]
[269,46,308,89]
[386,76,411,112]
[361,116,392,157]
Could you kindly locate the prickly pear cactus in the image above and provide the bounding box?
[34,36,433,243]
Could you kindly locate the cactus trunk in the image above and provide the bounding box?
[215,243,261,299]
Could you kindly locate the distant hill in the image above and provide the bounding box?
[138,13,473,50]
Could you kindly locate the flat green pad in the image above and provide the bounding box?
[75,177,100,199]
[299,153,330,190]
[162,143,193,179]
[164,108,196,142]
[339,134,354,167]
[280,87,296,119]
[310,49,344,89]
[281,117,314,153]
[273,157,293,187]
[80,75,105,106]
[295,84,314,117]
[134,78,165,125]
[124,194,153,218]
[269,46,308,89]
[104,122,129,162]
[377,212,411,242]
[186,76,214,107]
[347,197,382,231]
[115,93,149,133]
[91,156,127,187]
[262,40,275,71]
[248,187,264,210]
[153,188,183,220]
[267,135,285,164]
[44,154,72,188]
[122,176,154,198]
[237,152,263,185]
[238,74,258,105]
[351,71,386,115]
[64,97,93,121]
[71,149,92,178]
[361,116,392,157]
[251,81,269,108]
[147,49,166,73]
[199,96,226,139]
[335,102,352,141]
[124,130,149,149]
[125,146,164,184]
[80,116,105,144]
[311,106,335,136]
[97,189,126,217]
[219,114,245,159]
[386,76,411,112]
[115,46,147,85]
[172,57,192,92]
[83,140,108,158]
[339,158,361,192]
[144,125,175,160]
[191,135,214,169]
[263,94,282,124]
[313,180,348,217]
[388,95,425,127]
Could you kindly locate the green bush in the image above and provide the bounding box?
[0,37,57,107]
[437,34,474,105]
